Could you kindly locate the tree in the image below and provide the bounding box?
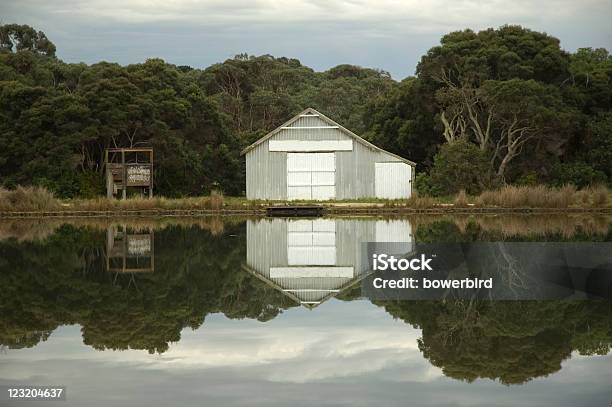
[549,161,607,188]
[481,79,578,179]
[417,25,570,86]
[380,300,612,384]
[567,48,612,114]
[434,73,492,150]
[429,139,495,195]
[585,112,612,181]
[431,76,579,180]
[363,78,440,168]
[0,24,56,57]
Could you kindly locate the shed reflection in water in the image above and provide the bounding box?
[244,218,412,307]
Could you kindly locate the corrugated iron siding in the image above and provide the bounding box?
[291,116,330,127]
[246,139,287,200]
[246,218,381,304]
[246,219,379,276]
[246,218,288,273]
[246,124,405,200]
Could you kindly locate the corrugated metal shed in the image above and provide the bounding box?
[242,108,415,200]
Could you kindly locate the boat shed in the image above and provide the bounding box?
[241,108,416,200]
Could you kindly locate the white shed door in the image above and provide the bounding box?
[287,153,335,200]
[287,219,336,265]
[375,162,412,199]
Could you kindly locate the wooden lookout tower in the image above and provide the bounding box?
[105,148,153,199]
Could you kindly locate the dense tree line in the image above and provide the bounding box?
[0,24,610,197]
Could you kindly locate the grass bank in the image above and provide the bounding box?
[0,185,610,217]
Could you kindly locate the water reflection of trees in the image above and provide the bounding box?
[0,223,296,354]
[379,300,612,384]
[0,217,611,385]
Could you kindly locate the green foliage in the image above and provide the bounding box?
[549,161,608,188]
[568,48,612,114]
[200,54,395,138]
[413,172,441,196]
[363,78,441,168]
[417,25,570,85]
[76,171,105,198]
[0,24,56,57]
[429,139,496,195]
[586,112,612,180]
[0,44,243,197]
[515,172,539,186]
[480,79,580,179]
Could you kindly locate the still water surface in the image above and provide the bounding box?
[0,215,611,406]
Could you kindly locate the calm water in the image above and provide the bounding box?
[0,215,611,406]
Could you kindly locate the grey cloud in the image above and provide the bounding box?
[1,1,611,80]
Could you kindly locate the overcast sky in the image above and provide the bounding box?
[2,0,611,79]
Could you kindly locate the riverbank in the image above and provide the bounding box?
[0,185,610,218]
[1,206,611,219]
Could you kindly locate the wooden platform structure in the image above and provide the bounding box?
[266,205,325,217]
[106,225,154,273]
[105,148,153,199]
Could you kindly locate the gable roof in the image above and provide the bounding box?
[239,107,416,167]
[241,263,371,310]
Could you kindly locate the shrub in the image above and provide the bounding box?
[453,190,469,207]
[587,112,612,179]
[429,139,496,196]
[76,171,105,198]
[549,161,607,189]
[414,173,443,196]
[515,172,539,186]
[0,186,61,211]
[405,194,436,208]
[475,185,609,208]
[208,190,224,210]
[587,185,609,207]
